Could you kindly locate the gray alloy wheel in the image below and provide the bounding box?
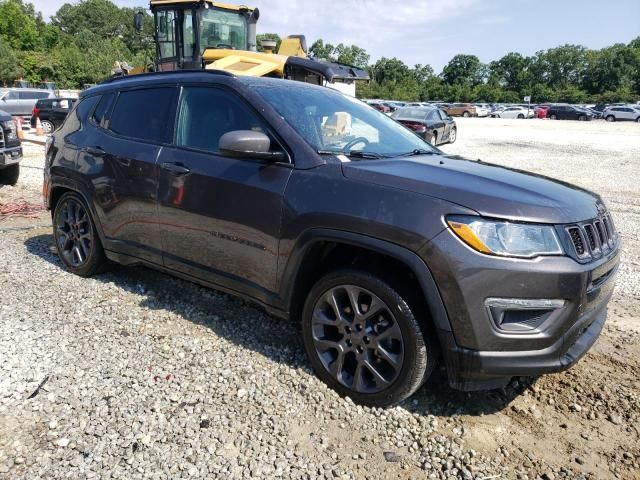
[550,114,557,120]
[448,127,457,144]
[40,120,54,134]
[310,284,404,394]
[606,115,615,122]
[578,115,586,121]
[517,114,524,119]
[54,196,93,268]
[462,111,471,117]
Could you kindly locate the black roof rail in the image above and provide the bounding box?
[98,68,236,86]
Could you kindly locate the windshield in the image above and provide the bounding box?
[253,83,436,157]
[199,8,248,51]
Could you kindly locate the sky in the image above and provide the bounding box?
[31,0,640,72]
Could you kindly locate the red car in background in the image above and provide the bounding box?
[535,104,551,118]
[366,101,391,114]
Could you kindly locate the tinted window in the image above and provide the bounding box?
[5,91,18,100]
[92,92,115,127]
[427,110,439,120]
[59,95,100,137]
[109,88,175,143]
[438,109,447,119]
[176,87,275,153]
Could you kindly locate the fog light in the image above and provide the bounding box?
[485,298,565,333]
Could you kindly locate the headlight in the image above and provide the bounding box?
[447,215,563,258]
[1,120,17,139]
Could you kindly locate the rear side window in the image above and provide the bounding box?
[108,88,176,143]
[91,92,115,127]
[57,95,100,137]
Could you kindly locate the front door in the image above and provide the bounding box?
[156,85,292,298]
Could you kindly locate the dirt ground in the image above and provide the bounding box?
[1,119,639,479]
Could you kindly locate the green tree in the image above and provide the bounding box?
[256,33,281,52]
[442,54,485,86]
[0,0,40,50]
[0,37,22,85]
[489,52,531,92]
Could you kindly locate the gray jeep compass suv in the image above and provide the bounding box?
[43,71,620,407]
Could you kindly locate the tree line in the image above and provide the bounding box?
[0,0,638,104]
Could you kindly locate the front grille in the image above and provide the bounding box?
[565,213,617,261]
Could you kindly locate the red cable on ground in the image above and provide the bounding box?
[0,200,46,220]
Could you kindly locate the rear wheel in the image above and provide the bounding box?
[429,131,437,146]
[302,270,436,407]
[40,120,54,134]
[448,127,457,144]
[636,117,640,123]
[0,164,19,185]
[462,111,471,118]
[605,115,615,122]
[53,192,106,277]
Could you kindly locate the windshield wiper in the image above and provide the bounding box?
[400,148,436,157]
[316,149,384,159]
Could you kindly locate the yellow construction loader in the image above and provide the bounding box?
[130,0,368,95]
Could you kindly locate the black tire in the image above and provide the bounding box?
[549,114,557,120]
[0,164,19,186]
[636,117,640,123]
[578,115,586,121]
[430,131,437,146]
[517,114,524,119]
[462,111,471,118]
[52,192,106,277]
[302,269,436,407]
[605,115,615,122]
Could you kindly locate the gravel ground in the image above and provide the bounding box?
[1,120,639,480]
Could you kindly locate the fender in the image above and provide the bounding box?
[279,228,452,333]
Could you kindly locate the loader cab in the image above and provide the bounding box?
[151,1,256,72]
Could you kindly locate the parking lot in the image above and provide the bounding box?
[1,118,639,479]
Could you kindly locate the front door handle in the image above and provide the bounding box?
[160,162,191,175]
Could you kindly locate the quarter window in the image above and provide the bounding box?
[176,87,276,154]
[91,92,115,127]
[109,88,176,143]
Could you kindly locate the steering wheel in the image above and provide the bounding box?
[343,137,370,152]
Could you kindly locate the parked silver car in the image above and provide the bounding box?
[0,88,55,117]
[603,105,640,122]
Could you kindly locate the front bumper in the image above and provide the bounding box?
[420,227,620,390]
[0,146,22,166]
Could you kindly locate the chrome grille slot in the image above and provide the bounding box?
[567,227,586,256]
[594,220,608,251]
[583,224,598,252]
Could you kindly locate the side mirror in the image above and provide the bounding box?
[133,11,144,32]
[219,130,285,161]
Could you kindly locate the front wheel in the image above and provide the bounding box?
[429,131,437,146]
[578,115,586,121]
[549,114,557,120]
[517,114,524,119]
[462,111,471,118]
[0,164,19,185]
[606,115,615,122]
[302,270,436,407]
[448,127,457,144]
[53,192,106,277]
[636,117,640,123]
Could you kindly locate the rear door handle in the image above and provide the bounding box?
[160,162,191,175]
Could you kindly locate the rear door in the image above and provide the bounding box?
[84,86,177,263]
[156,85,292,296]
[1,90,20,115]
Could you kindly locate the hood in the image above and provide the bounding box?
[342,154,603,224]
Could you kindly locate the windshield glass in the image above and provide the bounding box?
[253,83,436,157]
[199,8,247,51]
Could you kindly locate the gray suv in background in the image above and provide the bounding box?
[43,71,620,406]
[0,88,55,117]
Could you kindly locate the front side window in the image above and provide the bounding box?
[176,87,276,154]
[199,8,247,51]
[109,88,176,143]
[254,83,437,157]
